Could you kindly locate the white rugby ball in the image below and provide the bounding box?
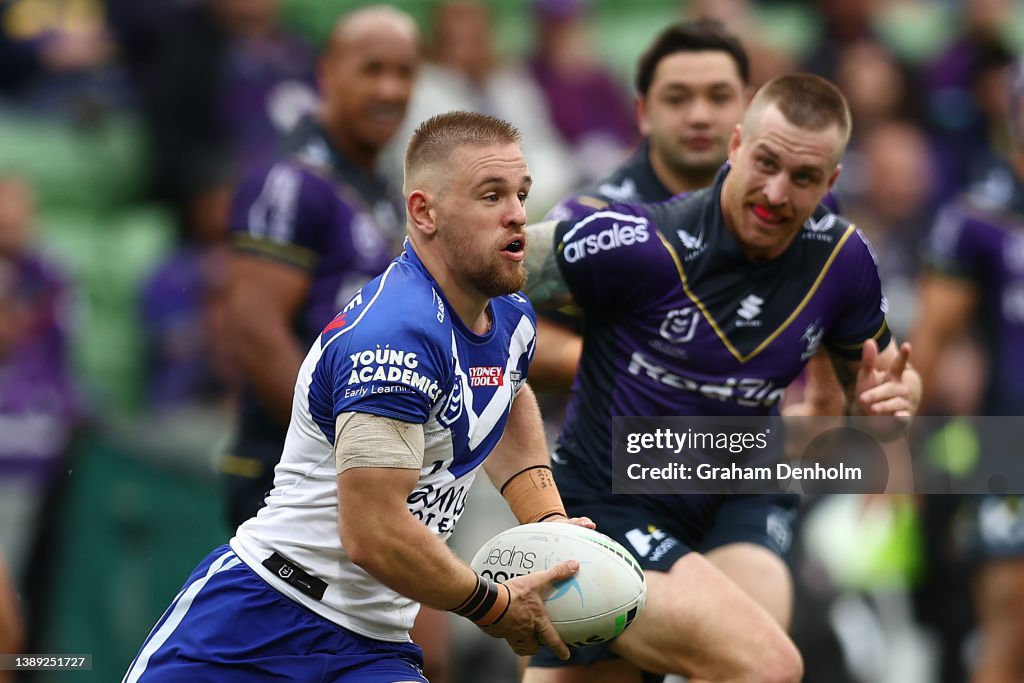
[470,522,647,647]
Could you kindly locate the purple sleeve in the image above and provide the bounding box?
[543,193,611,223]
[825,228,893,360]
[553,206,655,310]
[228,162,343,271]
[920,203,993,281]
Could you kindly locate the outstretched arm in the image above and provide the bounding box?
[828,339,921,438]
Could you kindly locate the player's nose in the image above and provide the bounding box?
[763,175,788,206]
[505,198,527,228]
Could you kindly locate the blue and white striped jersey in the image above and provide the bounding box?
[232,242,536,641]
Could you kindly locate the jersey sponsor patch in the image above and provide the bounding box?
[345,346,442,401]
[562,219,649,263]
[469,366,505,386]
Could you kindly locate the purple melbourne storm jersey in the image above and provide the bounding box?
[228,116,401,457]
[923,159,1024,415]
[232,244,536,639]
[548,165,890,503]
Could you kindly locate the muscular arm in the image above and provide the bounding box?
[522,220,573,312]
[336,411,579,658]
[523,220,581,392]
[225,254,310,424]
[528,319,582,394]
[337,454,480,612]
[908,273,978,410]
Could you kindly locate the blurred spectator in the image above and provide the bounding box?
[0,176,81,656]
[925,0,1016,200]
[139,180,237,414]
[527,0,637,183]
[684,0,796,86]
[843,120,936,339]
[800,0,880,81]
[0,0,119,115]
[834,40,924,135]
[387,0,576,218]
[221,0,418,526]
[911,58,1024,683]
[141,0,318,234]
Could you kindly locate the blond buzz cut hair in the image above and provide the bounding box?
[403,111,522,196]
[745,73,853,161]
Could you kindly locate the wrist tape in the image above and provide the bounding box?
[451,574,511,627]
[500,465,566,524]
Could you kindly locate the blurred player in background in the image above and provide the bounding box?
[911,57,1024,683]
[533,19,751,390]
[220,5,419,527]
[523,74,920,682]
[124,111,590,682]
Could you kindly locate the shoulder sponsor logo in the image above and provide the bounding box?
[736,294,764,327]
[345,346,442,400]
[563,221,649,263]
[469,366,505,387]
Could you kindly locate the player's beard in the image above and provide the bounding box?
[440,225,527,297]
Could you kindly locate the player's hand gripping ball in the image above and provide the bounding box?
[471,522,647,647]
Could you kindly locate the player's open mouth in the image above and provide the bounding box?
[501,238,526,261]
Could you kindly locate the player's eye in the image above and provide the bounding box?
[756,157,776,172]
[517,193,528,205]
[483,193,499,203]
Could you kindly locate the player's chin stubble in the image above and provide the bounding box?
[472,259,527,298]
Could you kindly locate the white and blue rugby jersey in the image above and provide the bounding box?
[232,243,536,641]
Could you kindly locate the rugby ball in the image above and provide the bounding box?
[470,522,646,647]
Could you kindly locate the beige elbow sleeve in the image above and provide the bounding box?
[335,412,425,473]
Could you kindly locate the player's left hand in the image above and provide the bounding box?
[852,340,915,436]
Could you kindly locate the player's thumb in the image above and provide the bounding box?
[540,559,580,586]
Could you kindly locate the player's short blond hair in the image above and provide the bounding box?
[746,73,853,160]
[403,112,522,195]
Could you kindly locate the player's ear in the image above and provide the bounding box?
[826,164,841,191]
[406,189,437,238]
[727,123,743,163]
[636,96,651,136]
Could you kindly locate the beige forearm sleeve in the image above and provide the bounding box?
[335,412,425,474]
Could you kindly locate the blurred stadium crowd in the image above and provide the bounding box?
[0,0,1023,681]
